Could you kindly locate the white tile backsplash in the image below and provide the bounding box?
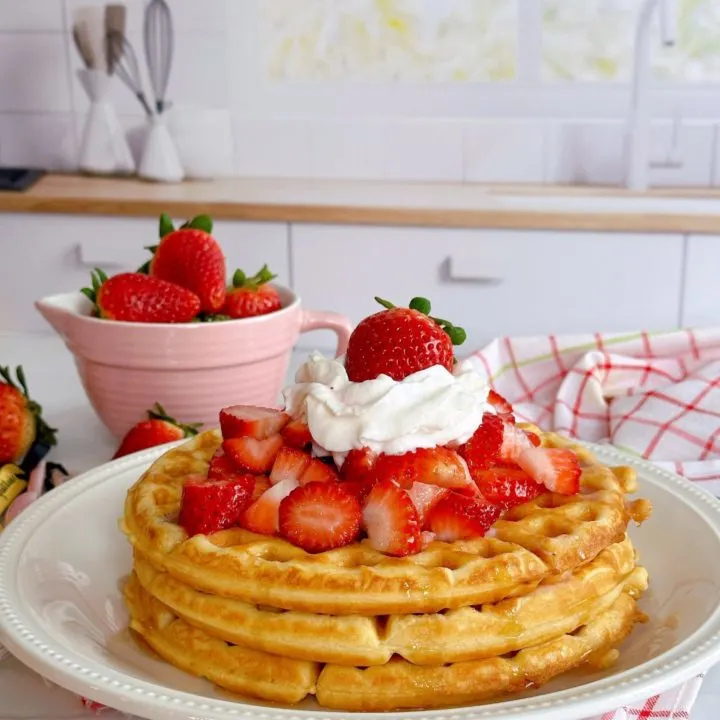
[0,0,711,187]
[464,122,546,183]
[0,33,71,112]
[0,113,76,170]
[0,1,64,32]
[234,119,312,178]
[309,121,464,182]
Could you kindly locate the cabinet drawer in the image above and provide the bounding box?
[0,214,289,333]
[681,235,720,328]
[291,225,684,351]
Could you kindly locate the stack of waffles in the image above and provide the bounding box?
[121,427,651,712]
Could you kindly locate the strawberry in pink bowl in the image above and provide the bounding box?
[34,212,352,440]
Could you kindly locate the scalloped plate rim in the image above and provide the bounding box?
[0,440,719,720]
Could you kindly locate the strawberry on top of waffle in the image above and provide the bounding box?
[177,296,582,556]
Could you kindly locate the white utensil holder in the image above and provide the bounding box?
[138,114,185,183]
[77,69,135,176]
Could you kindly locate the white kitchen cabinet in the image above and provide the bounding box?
[291,225,685,351]
[681,235,720,328]
[0,214,290,333]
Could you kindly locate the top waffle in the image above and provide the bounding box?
[121,427,646,615]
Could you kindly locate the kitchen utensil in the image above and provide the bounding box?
[72,23,95,69]
[34,289,351,438]
[138,113,184,182]
[0,443,719,720]
[76,68,135,176]
[144,0,174,114]
[73,6,105,71]
[103,4,127,74]
[105,30,154,116]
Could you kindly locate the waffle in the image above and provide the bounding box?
[121,428,645,615]
[125,572,646,711]
[132,536,647,666]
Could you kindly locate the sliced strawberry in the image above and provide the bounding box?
[426,492,502,542]
[488,390,515,422]
[419,530,436,550]
[300,457,339,484]
[458,413,503,476]
[517,447,581,495]
[240,478,299,535]
[219,405,290,440]
[281,419,313,449]
[526,431,541,447]
[362,480,421,557]
[473,466,544,508]
[499,421,534,464]
[223,435,283,474]
[270,446,311,485]
[207,449,256,486]
[179,473,254,537]
[374,446,476,493]
[338,477,376,505]
[407,481,450,524]
[340,447,378,481]
[278,482,362,553]
[251,475,270,501]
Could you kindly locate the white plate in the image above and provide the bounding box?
[1,442,720,720]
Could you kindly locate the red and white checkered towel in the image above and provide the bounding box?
[470,327,720,719]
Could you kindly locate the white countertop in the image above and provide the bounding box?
[1,331,719,720]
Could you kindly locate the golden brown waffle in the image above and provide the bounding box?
[132,537,647,666]
[121,429,647,615]
[125,573,646,711]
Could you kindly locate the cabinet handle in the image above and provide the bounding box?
[75,243,134,269]
[445,256,503,284]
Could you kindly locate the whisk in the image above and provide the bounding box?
[105,30,154,116]
[144,0,174,114]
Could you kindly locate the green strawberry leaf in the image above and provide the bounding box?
[179,214,213,234]
[159,213,174,238]
[231,265,277,290]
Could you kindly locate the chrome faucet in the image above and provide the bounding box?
[624,0,678,190]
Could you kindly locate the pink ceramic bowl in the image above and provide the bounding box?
[35,286,351,439]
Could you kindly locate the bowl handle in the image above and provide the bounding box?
[300,310,352,358]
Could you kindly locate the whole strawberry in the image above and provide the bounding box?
[146,213,226,313]
[0,366,57,465]
[113,403,201,459]
[345,297,466,383]
[81,269,201,323]
[223,265,282,319]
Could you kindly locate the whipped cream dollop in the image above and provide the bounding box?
[282,351,492,460]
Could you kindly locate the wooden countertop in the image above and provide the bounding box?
[2,173,720,233]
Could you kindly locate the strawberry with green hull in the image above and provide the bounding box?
[0,366,57,468]
[344,296,466,383]
[145,213,227,314]
[223,265,282,319]
[113,403,202,459]
[81,269,201,323]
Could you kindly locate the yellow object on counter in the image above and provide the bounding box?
[0,464,26,518]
